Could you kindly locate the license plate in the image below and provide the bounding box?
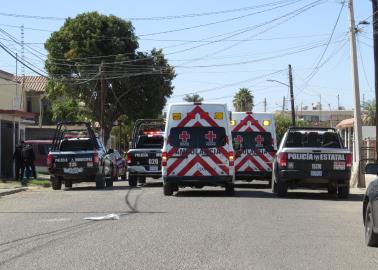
[333,161,345,170]
[149,166,158,171]
[310,170,322,177]
[63,167,83,174]
[149,158,159,165]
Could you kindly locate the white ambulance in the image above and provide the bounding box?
[162,102,235,196]
[231,112,277,184]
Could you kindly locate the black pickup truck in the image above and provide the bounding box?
[127,119,164,187]
[47,122,113,190]
[272,127,352,198]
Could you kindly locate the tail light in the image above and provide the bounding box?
[278,152,288,167]
[93,153,99,165]
[47,153,53,168]
[127,154,132,165]
[162,151,168,167]
[229,151,235,166]
[346,153,352,168]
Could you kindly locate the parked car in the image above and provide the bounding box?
[25,140,52,173]
[363,163,378,247]
[104,149,127,181]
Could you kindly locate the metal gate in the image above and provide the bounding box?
[1,120,14,178]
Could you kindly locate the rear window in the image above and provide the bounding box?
[285,131,341,148]
[38,144,52,155]
[136,135,164,149]
[232,132,274,152]
[59,139,94,151]
[169,127,227,148]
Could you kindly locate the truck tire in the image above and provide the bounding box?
[95,174,105,189]
[365,202,378,247]
[163,182,173,196]
[106,179,114,188]
[337,185,349,199]
[277,181,288,197]
[65,180,72,188]
[51,175,62,190]
[225,183,235,196]
[129,175,137,187]
[138,176,146,184]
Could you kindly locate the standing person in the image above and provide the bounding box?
[22,142,37,185]
[13,143,24,182]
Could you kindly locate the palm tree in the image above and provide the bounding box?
[233,88,254,112]
[183,94,204,102]
[363,99,376,125]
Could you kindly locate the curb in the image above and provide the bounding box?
[0,187,28,197]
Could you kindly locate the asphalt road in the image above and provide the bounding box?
[0,180,376,270]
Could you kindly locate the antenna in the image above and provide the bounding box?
[20,25,25,76]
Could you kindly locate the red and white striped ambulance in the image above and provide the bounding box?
[231,112,277,184]
[162,102,235,196]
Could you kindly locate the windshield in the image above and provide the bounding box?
[169,127,227,148]
[59,139,95,151]
[136,135,164,149]
[285,131,341,148]
[232,132,274,152]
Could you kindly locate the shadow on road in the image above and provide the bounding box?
[280,191,364,202]
[64,185,136,191]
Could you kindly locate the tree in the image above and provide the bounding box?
[274,114,308,145]
[45,12,175,144]
[363,99,376,125]
[183,94,204,102]
[233,88,254,111]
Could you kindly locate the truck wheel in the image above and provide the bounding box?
[277,181,288,197]
[337,185,349,199]
[225,183,235,196]
[106,179,114,188]
[138,176,146,184]
[163,182,173,196]
[65,180,72,188]
[51,176,62,190]
[129,175,137,187]
[95,174,105,189]
[365,202,378,247]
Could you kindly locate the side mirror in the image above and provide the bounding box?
[365,163,378,175]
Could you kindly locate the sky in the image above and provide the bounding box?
[0,0,374,112]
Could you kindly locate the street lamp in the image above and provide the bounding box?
[267,76,296,126]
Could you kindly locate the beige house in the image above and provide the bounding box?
[0,70,47,178]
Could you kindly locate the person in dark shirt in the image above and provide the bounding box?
[22,143,37,183]
[13,143,24,182]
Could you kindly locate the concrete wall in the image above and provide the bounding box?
[0,77,19,110]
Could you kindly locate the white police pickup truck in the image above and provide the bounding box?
[272,127,352,198]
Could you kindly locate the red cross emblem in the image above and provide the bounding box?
[255,135,264,146]
[205,131,217,143]
[235,135,243,144]
[179,131,190,142]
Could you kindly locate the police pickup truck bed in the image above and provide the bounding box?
[47,122,112,190]
[127,119,164,187]
[272,127,352,198]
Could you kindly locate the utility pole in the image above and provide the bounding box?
[348,0,365,187]
[282,96,286,115]
[337,94,340,110]
[264,98,267,112]
[288,64,295,126]
[373,0,378,163]
[100,61,105,144]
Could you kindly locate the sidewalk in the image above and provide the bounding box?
[0,181,28,197]
[0,174,51,197]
